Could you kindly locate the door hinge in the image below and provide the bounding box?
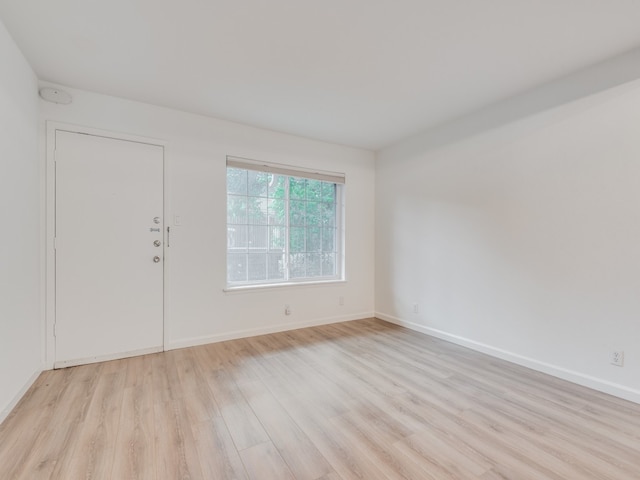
[53,323,57,337]
[167,226,170,247]
[53,237,57,249]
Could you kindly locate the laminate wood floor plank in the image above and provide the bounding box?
[260,365,350,420]
[461,408,599,479]
[11,363,104,480]
[173,347,221,422]
[151,352,204,480]
[441,369,637,479]
[56,368,126,479]
[272,397,392,480]
[240,336,301,381]
[487,390,640,478]
[239,441,295,480]
[438,351,593,411]
[315,473,344,480]
[393,428,491,478]
[236,378,333,480]
[153,397,204,480]
[271,331,409,418]
[111,383,157,480]
[410,401,563,480]
[327,411,436,480]
[2,318,640,480]
[0,370,72,477]
[192,415,248,480]
[201,367,270,451]
[124,353,154,388]
[232,338,280,380]
[466,402,628,480]
[499,381,640,454]
[0,369,57,436]
[216,338,263,381]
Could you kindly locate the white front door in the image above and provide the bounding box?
[54,130,164,368]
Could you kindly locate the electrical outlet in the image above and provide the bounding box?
[610,350,624,367]
[413,303,419,314]
[339,296,344,306]
[284,304,291,316]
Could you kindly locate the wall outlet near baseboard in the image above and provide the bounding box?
[413,303,419,314]
[284,304,291,316]
[610,350,624,367]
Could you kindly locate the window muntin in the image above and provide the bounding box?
[226,163,343,287]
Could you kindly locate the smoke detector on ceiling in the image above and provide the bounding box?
[39,87,72,105]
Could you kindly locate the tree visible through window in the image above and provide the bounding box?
[227,162,343,286]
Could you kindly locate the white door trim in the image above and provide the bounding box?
[45,121,170,369]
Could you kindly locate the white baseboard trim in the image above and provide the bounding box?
[166,312,374,351]
[0,367,43,426]
[376,312,640,405]
[53,346,163,369]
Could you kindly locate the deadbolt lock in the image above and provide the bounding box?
[154,240,161,247]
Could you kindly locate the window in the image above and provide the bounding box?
[226,157,344,287]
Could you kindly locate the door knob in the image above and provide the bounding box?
[153,256,161,263]
[154,240,161,247]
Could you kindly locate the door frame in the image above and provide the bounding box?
[45,122,170,369]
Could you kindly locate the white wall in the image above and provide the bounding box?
[39,84,375,364]
[376,77,640,403]
[0,20,41,422]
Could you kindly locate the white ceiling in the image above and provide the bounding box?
[2,1,640,150]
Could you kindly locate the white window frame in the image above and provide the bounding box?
[226,156,345,289]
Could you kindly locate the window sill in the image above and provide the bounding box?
[224,279,346,294]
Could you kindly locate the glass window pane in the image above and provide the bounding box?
[322,182,335,202]
[322,228,335,252]
[268,198,285,225]
[269,226,285,252]
[305,202,320,226]
[248,171,269,197]
[307,227,321,252]
[248,225,268,251]
[289,253,306,278]
[267,253,285,280]
[268,174,286,198]
[321,202,335,227]
[290,177,306,199]
[247,198,267,225]
[307,253,322,277]
[290,227,305,253]
[289,200,306,226]
[307,180,322,201]
[227,225,248,251]
[227,168,247,195]
[227,195,247,224]
[227,253,247,282]
[322,253,336,276]
[247,253,267,281]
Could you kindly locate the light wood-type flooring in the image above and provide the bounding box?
[1,318,639,479]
